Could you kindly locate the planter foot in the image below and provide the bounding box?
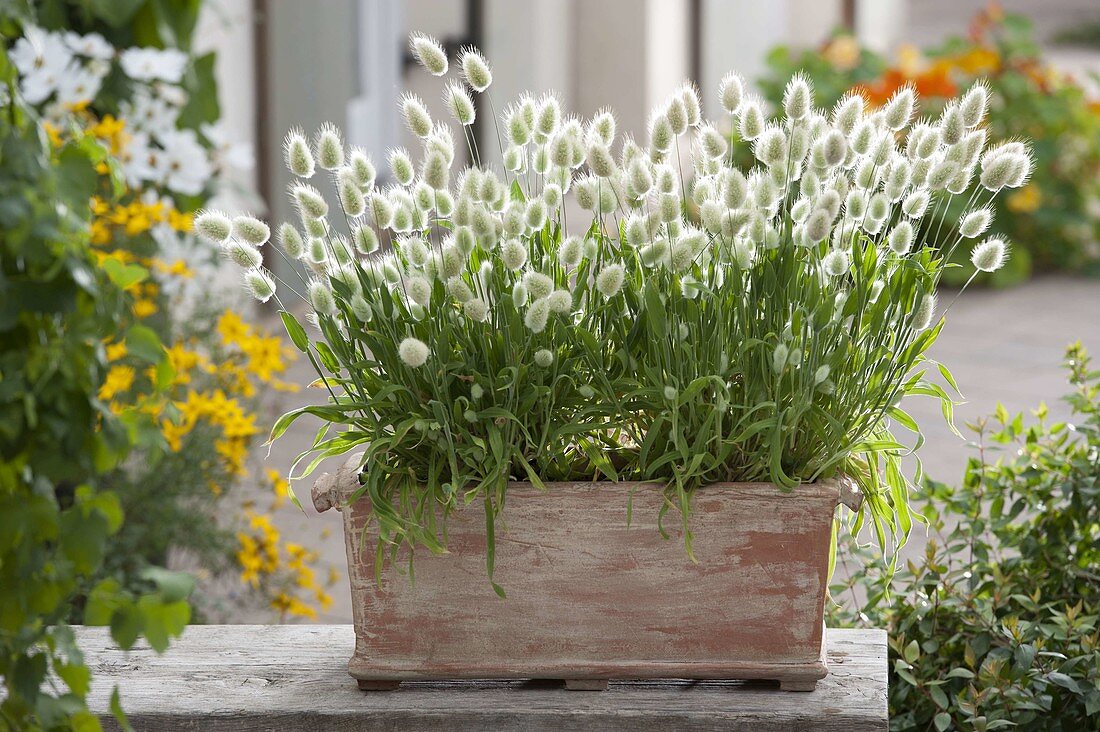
[564,679,609,691]
[357,680,401,691]
[779,679,818,692]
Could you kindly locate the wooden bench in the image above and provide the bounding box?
[76,624,887,731]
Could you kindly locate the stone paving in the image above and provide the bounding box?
[233,276,1100,623]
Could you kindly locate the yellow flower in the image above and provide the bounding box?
[216,311,252,347]
[1007,184,1041,213]
[822,35,860,72]
[168,209,194,233]
[267,468,291,510]
[162,418,190,452]
[134,298,158,318]
[896,44,925,77]
[105,341,128,361]
[99,365,135,401]
[42,122,63,148]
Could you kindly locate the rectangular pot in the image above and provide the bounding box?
[312,453,860,691]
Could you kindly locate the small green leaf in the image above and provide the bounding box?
[934,712,952,731]
[280,310,310,352]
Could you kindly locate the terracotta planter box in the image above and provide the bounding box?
[312,453,861,692]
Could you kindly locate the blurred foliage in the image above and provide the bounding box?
[756,5,1100,286]
[831,343,1100,730]
[0,44,191,732]
[7,0,334,621]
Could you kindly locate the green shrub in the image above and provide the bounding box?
[0,25,191,731]
[831,343,1100,730]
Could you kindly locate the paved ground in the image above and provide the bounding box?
[232,276,1100,623]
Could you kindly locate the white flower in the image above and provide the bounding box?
[120,88,178,135]
[959,208,993,239]
[398,337,431,367]
[158,129,212,196]
[120,47,188,83]
[822,249,850,277]
[203,122,254,173]
[464,297,490,322]
[53,64,104,107]
[314,123,345,170]
[63,31,114,60]
[534,349,554,368]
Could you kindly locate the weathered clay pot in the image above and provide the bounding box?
[312,453,861,691]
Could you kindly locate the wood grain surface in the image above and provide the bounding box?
[76,624,888,731]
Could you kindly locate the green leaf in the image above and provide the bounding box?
[934,712,952,731]
[124,324,165,364]
[140,566,196,603]
[280,310,310,352]
[111,686,134,732]
[101,258,149,289]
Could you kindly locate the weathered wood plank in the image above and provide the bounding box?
[76,625,887,731]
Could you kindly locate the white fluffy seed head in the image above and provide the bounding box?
[410,33,448,76]
[740,100,764,141]
[547,289,572,314]
[369,192,394,229]
[278,223,305,259]
[666,96,688,135]
[232,215,270,246]
[719,72,744,114]
[536,95,562,139]
[501,238,528,271]
[314,123,344,170]
[389,148,415,186]
[822,249,850,277]
[401,94,432,138]
[223,240,263,269]
[349,295,372,322]
[699,124,727,160]
[557,236,583,269]
[883,86,916,131]
[445,82,476,125]
[511,280,529,307]
[534,348,553,368]
[888,221,915,255]
[406,274,432,306]
[353,224,379,254]
[524,297,550,333]
[783,74,813,120]
[464,297,489,322]
[902,189,930,219]
[349,148,376,188]
[283,129,315,178]
[398,336,430,367]
[244,268,276,302]
[971,237,1008,272]
[338,175,366,217]
[422,150,450,191]
[649,113,673,153]
[308,280,337,315]
[960,81,990,128]
[596,263,625,298]
[460,48,493,92]
[913,292,936,331]
[959,207,993,238]
[833,93,864,135]
[293,184,328,220]
[525,271,553,301]
[195,209,232,243]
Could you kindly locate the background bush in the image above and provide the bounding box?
[831,343,1100,731]
[0,24,191,729]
